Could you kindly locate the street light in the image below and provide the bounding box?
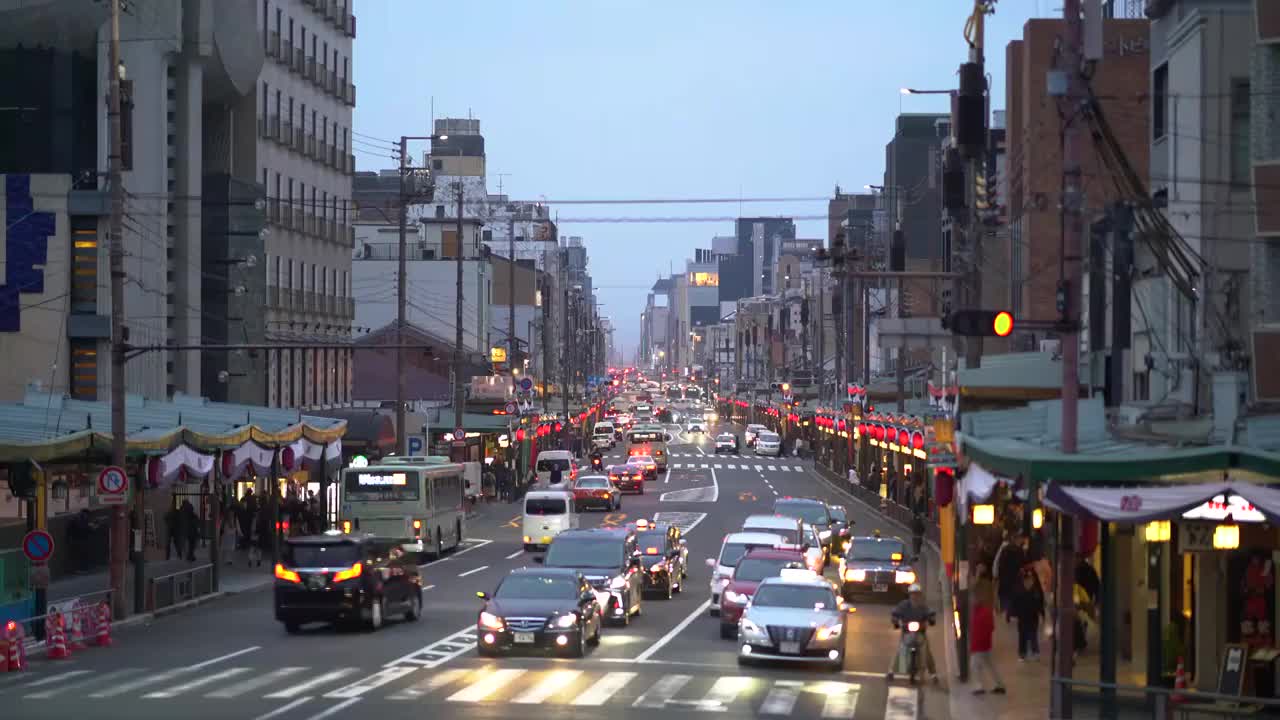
[900,88,955,96]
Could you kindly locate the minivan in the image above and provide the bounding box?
[274,532,422,633]
[535,450,577,485]
[522,490,580,552]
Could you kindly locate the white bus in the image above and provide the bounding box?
[338,456,467,557]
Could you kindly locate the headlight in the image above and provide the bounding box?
[841,540,851,551]
[552,614,578,629]
[650,561,666,572]
[479,611,505,630]
[907,620,921,632]
[815,623,844,641]
[740,618,767,640]
[845,569,866,582]
[609,575,627,590]
[895,570,917,585]
[819,529,832,540]
[723,590,749,605]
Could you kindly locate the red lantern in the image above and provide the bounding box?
[221,451,235,478]
[838,419,846,432]
[515,428,526,443]
[912,432,925,450]
[897,428,909,445]
[147,456,160,488]
[874,425,886,441]
[934,468,955,507]
[555,422,563,433]
[280,446,295,471]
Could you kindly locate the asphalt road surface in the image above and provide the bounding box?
[1,423,946,720]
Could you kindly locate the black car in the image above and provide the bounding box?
[606,463,645,494]
[838,535,917,601]
[828,505,853,553]
[475,568,603,658]
[537,528,644,625]
[772,497,837,555]
[635,526,688,599]
[274,532,421,633]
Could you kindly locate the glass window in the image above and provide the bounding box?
[545,538,624,569]
[284,542,361,568]
[575,477,609,489]
[495,574,579,600]
[342,470,420,502]
[719,541,767,568]
[734,557,795,582]
[524,497,567,515]
[829,507,848,523]
[774,501,830,526]
[536,458,571,472]
[744,526,799,544]
[752,584,836,610]
[1231,79,1251,186]
[1152,64,1168,140]
[847,540,907,562]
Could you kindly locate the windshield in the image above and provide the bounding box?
[593,428,613,436]
[774,502,831,526]
[525,497,567,515]
[342,469,420,503]
[636,531,668,554]
[717,435,735,442]
[759,433,780,443]
[744,526,800,545]
[495,574,578,600]
[575,477,609,489]
[718,541,772,568]
[848,540,907,562]
[284,543,360,568]
[734,557,795,583]
[830,507,848,523]
[627,456,654,465]
[544,538,625,569]
[753,584,837,610]
[537,459,571,472]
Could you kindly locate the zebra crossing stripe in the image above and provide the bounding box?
[265,668,359,699]
[571,671,637,706]
[144,667,251,698]
[759,680,803,715]
[207,667,307,698]
[324,666,417,698]
[17,670,91,690]
[25,668,144,699]
[89,667,194,698]
[633,674,692,708]
[819,682,861,717]
[387,668,469,700]
[512,669,583,704]
[447,668,527,703]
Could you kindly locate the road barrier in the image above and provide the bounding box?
[44,612,69,659]
[147,563,214,612]
[1,619,25,672]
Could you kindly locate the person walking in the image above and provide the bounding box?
[179,499,200,561]
[969,582,1007,695]
[995,533,1027,621]
[1010,570,1044,660]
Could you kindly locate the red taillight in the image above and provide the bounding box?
[274,564,301,583]
[333,562,363,583]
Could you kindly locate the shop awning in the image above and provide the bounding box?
[1044,481,1280,524]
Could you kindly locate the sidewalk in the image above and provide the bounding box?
[948,609,1053,719]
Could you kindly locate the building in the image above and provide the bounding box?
[882,113,950,321]
[640,278,672,371]
[736,217,795,297]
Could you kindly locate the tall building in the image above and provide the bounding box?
[883,113,949,321]
[735,217,795,296]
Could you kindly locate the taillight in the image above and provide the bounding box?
[274,564,301,583]
[341,520,352,534]
[333,562,363,583]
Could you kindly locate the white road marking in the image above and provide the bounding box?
[458,565,488,577]
[572,671,637,705]
[423,584,436,590]
[759,679,803,715]
[768,465,777,472]
[252,697,312,720]
[207,667,307,698]
[89,667,195,698]
[688,675,753,710]
[780,466,791,472]
[144,667,251,698]
[417,538,493,568]
[264,668,359,699]
[324,666,416,698]
[17,670,91,689]
[189,645,262,670]
[505,550,524,559]
[726,464,736,470]
[384,624,478,668]
[819,682,862,717]
[26,668,144,698]
[771,489,779,495]
[512,669,583,704]
[447,668,527,703]
[633,599,712,661]
[754,465,763,471]
[663,467,672,484]
[304,697,361,720]
[884,685,919,720]
[633,674,692,707]
[387,668,469,700]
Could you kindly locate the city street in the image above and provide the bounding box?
[0,426,941,720]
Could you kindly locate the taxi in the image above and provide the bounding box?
[625,454,658,481]
[717,548,807,638]
[571,474,621,512]
[736,567,850,670]
[837,532,917,601]
[606,463,646,494]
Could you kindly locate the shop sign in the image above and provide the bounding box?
[1178,523,1216,553]
[932,419,954,445]
[1181,494,1266,523]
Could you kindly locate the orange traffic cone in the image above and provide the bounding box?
[2,620,26,672]
[67,607,86,650]
[45,612,70,660]
[1172,656,1187,705]
[94,602,112,647]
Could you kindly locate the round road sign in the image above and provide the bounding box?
[98,465,128,496]
[505,401,519,416]
[518,377,534,393]
[22,529,54,564]
[454,427,466,441]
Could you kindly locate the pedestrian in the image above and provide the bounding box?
[482,467,496,503]
[969,582,1007,695]
[253,496,274,568]
[995,533,1027,621]
[180,499,200,561]
[910,512,927,560]
[1010,570,1044,660]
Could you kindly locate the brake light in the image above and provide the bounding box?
[341,520,352,534]
[275,564,301,583]
[333,562,363,583]
[645,547,659,555]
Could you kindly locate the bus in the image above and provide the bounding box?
[626,424,669,472]
[338,456,467,557]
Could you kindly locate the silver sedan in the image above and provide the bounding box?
[736,571,849,670]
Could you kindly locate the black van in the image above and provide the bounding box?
[274,532,422,633]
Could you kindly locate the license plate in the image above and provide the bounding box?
[779,641,801,655]
[513,632,535,644]
[874,583,889,592]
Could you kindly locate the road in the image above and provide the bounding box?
[0,424,946,720]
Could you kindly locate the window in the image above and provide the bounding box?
[287,177,294,213]
[287,258,294,289]
[689,271,718,287]
[1152,63,1168,141]
[274,89,281,119]
[322,115,327,144]
[70,220,98,313]
[287,96,293,124]
[322,41,328,69]
[261,82,268,121]
[262,0,269,48]
[273,255,282,288]
[1231,79,1251,186]
[120,80,134,171]
[288,17,293,44]
[69,339,98,401]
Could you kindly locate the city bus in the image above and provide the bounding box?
[337,456,467,557]
[626,424,669,472]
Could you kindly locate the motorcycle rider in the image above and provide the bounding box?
[887,583,938,683]
[588,448,604,471]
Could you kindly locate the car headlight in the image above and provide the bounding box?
[609,575,627,590]
[895,570,917,585]
[815,623,843,642]
[845,569,866,582]
[552,613,578,629]
[819,529,832,540]
[740,618,767,640]
[479,611,505,630]
[723,590,749,605]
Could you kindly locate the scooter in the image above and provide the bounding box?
[890,612,937,685]
[589,454,604,472]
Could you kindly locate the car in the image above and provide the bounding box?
[705,531,788,616]
[744,424,768,447]
[736,569,849,670]
[572,474,621,511]
[274,532,422,633]
[837,534,917,601]
[475,568,603,658]
[606,464,646,494]
[717,548,808,638]
[537,528,644,625]
[625,455,658,481]
[635,524,688,599]
[800,524,826,573]
[685,419,707,433]
[828,505,853,553]
[714,433,740,454]
[535,450,578,485]
[773,497,837,555]
[754,431,782,456]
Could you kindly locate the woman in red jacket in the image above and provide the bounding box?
[970,581,1007,695]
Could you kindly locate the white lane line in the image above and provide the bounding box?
[505,550,523,559]
[324,666,417,698]
[663,467,672,483]
[144,667,251,698]
[417,537,493,567]
[387,668,469,700]
[512,669,583,704]
[759,680,803,715]
[264,668,359,699]
[383,624,477,668]
[188,645,262,670]
[458,565,489,577]
[771,489,779,495]
[423,584,436,591]
[820,682,862,717]
[305,697,361,720]
[208,667,307,698]
[16,670,91,689]
[571,671,638,706]
[447,668,527,703]
[27,668,144,699]
[885,685,919,720]
[252,697,312,720]
[633,674,692,708]
[633,599,712,661]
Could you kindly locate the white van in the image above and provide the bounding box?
[535,450,577,486]
[741,514,806,550]
[522,490,579,551]
[704,531,786,616]
[592,422,616,449]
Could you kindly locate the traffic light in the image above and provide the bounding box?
[943,309,1014,337]
[6,463,33,498]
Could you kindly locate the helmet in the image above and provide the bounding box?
[908,583,923,594]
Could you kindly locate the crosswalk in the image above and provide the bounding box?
[1,663,912,718]
[669,462,805,472]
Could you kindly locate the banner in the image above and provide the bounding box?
[1044,481,1280,524]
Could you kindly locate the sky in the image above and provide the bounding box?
[353,0,1057,360]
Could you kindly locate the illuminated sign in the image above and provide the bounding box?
[490,347,508,362]
[1181,494,1266,523]
[357,473,408,487]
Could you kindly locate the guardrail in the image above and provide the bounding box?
[1054,677,1280,720]
[147,564,214,613]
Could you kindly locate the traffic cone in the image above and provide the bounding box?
[67,607,86,650]
[94,602,112,647]
[1171,656,1187,705]
[45,612,70,660]
[2,620,26,672]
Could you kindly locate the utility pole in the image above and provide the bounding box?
[965,11,988,374]
[862,281,871,386]
[107,0,129,621]
[561,288,571,421]
[508,213,517,393]
[453,181,466,436]
[396,136,409,454]
[1053,0,1084,716]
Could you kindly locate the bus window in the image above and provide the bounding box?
[431,473,463,508]
[343,470,421,502]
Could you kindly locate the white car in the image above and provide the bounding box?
[744,424,768,446]
[685,419,706,433]
[737,570,848,670]
[754,432,782,456]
